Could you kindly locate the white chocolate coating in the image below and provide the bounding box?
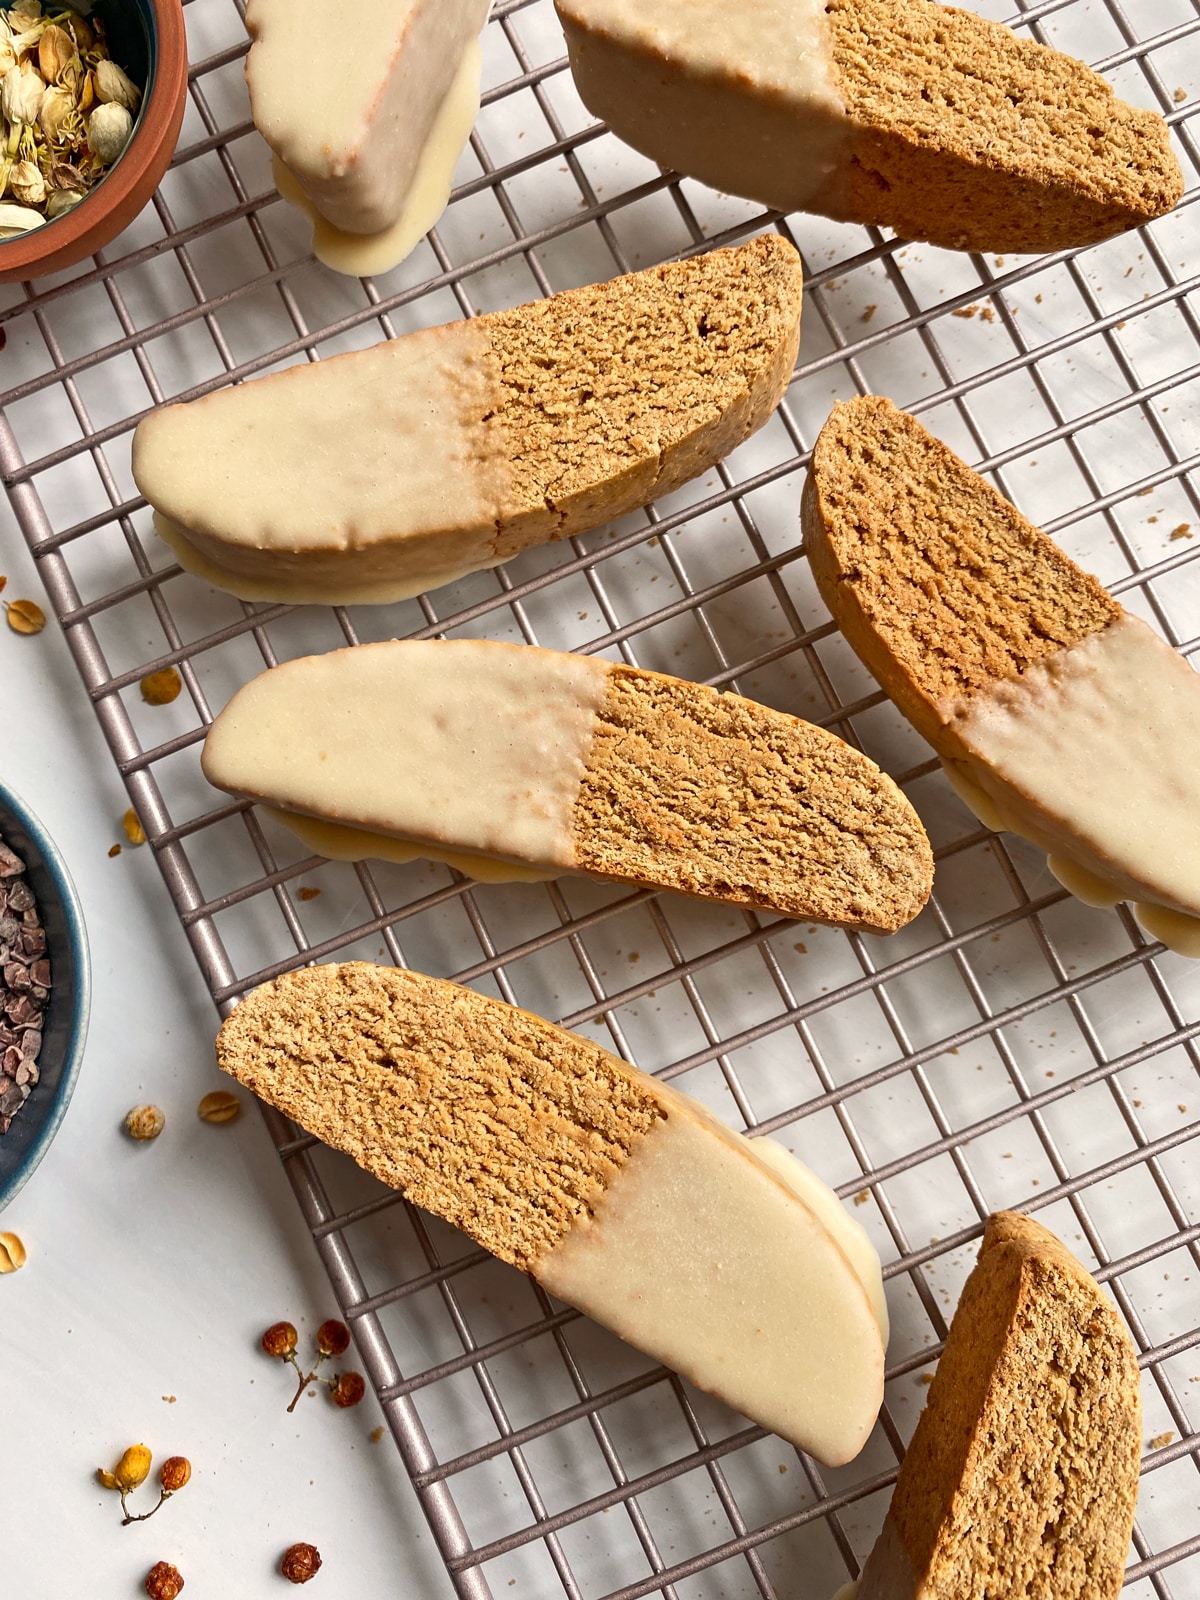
[535,1100,886,1466]
[268,809,560,885]
[557,0,849,213]
[942,614,1200,956]
[135,324,511,606]
[270,38,483,278]
[203,641,612,869]
[246,0,490,235]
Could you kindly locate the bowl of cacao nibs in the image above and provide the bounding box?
[0,0,188,284]
[0,779,89,1212]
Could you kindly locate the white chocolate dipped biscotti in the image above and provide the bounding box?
[857,1212,1140,1599]
[245,0,491,275]
[804,395,1200,956]
[132,236,804,606]
[556,0,1182,255]
[217,962,889,1466]
[201,638,934,933]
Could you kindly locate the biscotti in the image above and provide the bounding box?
[132,235,804,605]
[201,638,934,932]
[245,0,490,274]
[556,0,1182,254]
[803,395,1200,957]
[217,962,888,1465]
[858,1211,1141,1599]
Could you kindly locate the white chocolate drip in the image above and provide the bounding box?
[941,614,1200,958]
[536,1103,885,1466]
[271,38,483,278]
[203,641,612,870]
[268,809,560,885]
[558,0,849,212]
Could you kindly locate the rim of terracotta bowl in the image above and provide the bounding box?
[0,779,90,1215]
[0,0,188,283]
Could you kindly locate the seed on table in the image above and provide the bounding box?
[125,1104,166,1142]
[197,1090,241,1125]
[0,1231,26,1272]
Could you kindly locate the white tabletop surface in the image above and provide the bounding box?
[1,526,456,1596]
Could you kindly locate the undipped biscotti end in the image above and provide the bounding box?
[824,0,1183,254]
[858,1210,1141,1600]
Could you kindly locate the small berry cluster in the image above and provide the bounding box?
[96,1445,191,1526]
[261,1319,366,1413]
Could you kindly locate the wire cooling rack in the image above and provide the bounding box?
[3,0,1200,1593]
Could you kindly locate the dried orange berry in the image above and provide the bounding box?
[140,667,182,706]
[280,1543,322,1584]
[112,1444,152,1490]
[123,808,147,846]
[5,599,45,635]
[261,1321,298,1359]
[197,1089,241,1124]
[330,1371,365,1409]
[316,1319,350,1357]
[144,1562,185,1599]
[159,1456,191,1492]
[125,1104,165,1141]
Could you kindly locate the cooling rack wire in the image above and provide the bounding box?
[3,0,1200,1593]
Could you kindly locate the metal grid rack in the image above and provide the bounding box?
[3,0,1200,1593]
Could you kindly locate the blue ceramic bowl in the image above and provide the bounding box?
[0,782,90,1213]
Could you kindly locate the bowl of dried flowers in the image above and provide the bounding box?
[0,778,89,1212]
[0,0,187,283]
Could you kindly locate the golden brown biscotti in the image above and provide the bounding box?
[803,395,1200,952]
[217,962,889,1466]
[201,639,934,932]
[132,235,804,607]
[858,1211,1141,1599]
[556,0,1182,254]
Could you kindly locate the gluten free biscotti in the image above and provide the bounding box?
[858,1212,1141,1600]
[202,638,934,932]
[217,962,888,1466]
[556,0,1182,254]
[132,235,803,606]
[803,395,1200,957]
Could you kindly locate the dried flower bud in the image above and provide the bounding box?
[113,1444,153,1491]
[261,1321,299,1358]
[0,1230,26,1272]
[329,1371,365,1409]
[125,1104,165,1141]
[44,186,81,220]
[0,204,41,238]
[1,61,45,127]
[280,1543,322,1584]
[4,597,46,632]
[316,1319,350,1357]
[68,15,93,53]
[38,83,72,142]
[95,56,140,112]
[197,1089,241,1124]
[49,159,84,190]
[37,24,75,85]
[87,100,131,165]
[159,1456,191,1493]
[8,158,43,206]
[144,1563,185,1600]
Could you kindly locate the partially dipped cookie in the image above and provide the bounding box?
[556,0,1182,254]
[858,1212,1141,1599]
[217,962,888,1465]
[804,395,1200,955]
[132,236,803,606]
[201,638,934,932]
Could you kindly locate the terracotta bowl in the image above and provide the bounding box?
[0,0,188,284]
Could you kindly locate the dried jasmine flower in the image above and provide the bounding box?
[36,22,74,85]
[197,1089,241,1124]
[86,98,129,164]
[124,1103,165,1141]
[0,200,40,237]
[4,597,45,632]
[144,1562,185,1600]
[0,1229,26,1272]
[260,1317,364,1414]
[140,666,182,705]
[8,155,42,204]
[95,56,138,111]
[2,61,44,135]
[44,184,79,218]
[280,1543,323,1585]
